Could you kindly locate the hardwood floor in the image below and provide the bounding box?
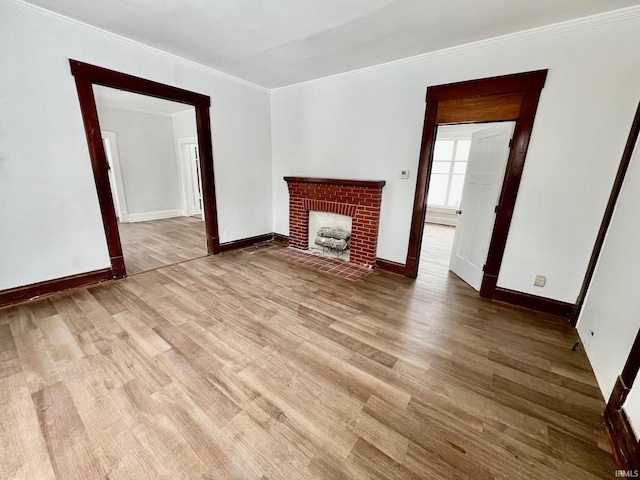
[418,222,456,283]
[118,216,207,275]
[0,240,615,479]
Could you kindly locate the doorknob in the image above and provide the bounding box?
[456,210,462,215]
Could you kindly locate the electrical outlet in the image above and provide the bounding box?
[534,275,546,287]
[224,228,230,236]
[399,169,410,179]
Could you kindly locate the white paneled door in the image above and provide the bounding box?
[102,131,129,222]
[449,122,514,290]
[187,144,204,219]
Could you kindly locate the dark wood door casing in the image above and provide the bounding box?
[406,70,548,300]
[70,60,220,278]
[605,328,640,470]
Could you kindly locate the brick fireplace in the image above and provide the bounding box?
[284,177,385,267]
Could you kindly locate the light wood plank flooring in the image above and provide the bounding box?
[118,216,207,275]
[0,241,615,479]
[419,222,456,284]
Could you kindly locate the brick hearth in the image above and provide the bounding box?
[284,177,385,267]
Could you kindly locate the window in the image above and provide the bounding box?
[427,138,471,208]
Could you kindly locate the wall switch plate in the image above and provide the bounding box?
[534,275,546,287]
[399,169,410,179]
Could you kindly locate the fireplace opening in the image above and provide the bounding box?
[308,211,352,262]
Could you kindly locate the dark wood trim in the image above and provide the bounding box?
[284,177,386,189]
[0,268,113,309]
[605,402,639,471]
[480,87,545,296]
[194,100,220,254]
[70,60,209,106]
[72,74,126,278]
[426,70,547,101]
[609,374,633,416]
[70,59,220,276]
[621,329,640,390]
[273,233,289,244]
[571,101,640,326]
[406,99,438,276]
[493,287,573,319]
[375,258,407,275]
[0,230,291,308]
[219,234,274,253]
[605,329,640,468]
[604,357,640,471]
[435,92,523,124]
[479,274,499,298]
[407,69,548,306]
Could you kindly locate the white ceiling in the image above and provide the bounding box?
[24,0,640,88]
[93,85,194,115]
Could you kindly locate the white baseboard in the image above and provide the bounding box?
[117,211,129,223]
[426,206,458,226]
[127,209,184,223]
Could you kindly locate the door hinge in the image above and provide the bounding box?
[482,264,486,272]
[508,138,514,148]
[494,205,499,213]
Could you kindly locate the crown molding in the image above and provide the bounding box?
[274,5,640,91]
[2,0,271,94]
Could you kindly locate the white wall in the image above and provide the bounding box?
[97,106,182,217]
[0,1,272,291]
[171,109,197,139]
[577,134,640,426]
[1,0,638,307]
[271,13,640,303]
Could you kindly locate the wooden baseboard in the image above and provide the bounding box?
[371,261,575,319]
[0,268,113,309]
[493,287,574,318]
[604,377,640,470]
[219,233,275,253]
[376,258,409,276]
[0,232,281,308]
[273,233,289,244]
[0,232,284,308]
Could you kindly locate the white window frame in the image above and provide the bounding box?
[428,137,471,209]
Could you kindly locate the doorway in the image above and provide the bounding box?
[420,122,515,291]
[405,69,548,299]
[177,139,204,219]
[70,60,220,279]
[92,86,208,275]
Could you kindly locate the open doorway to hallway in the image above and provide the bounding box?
[94,85,206,274]
[419,121,515,292]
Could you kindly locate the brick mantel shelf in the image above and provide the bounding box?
[284,176,386,267]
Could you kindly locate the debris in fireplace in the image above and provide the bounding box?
[314,227,351,258]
